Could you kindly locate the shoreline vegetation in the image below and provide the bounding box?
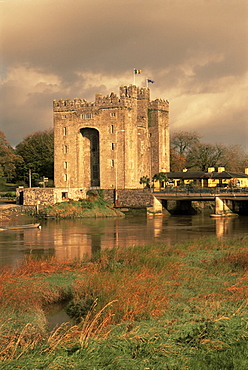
[37,191,124,219]
[0,192,125,220]
[0,237,247,369]
[37,197,124,219]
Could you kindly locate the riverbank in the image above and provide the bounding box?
[0,237,247,369]
[0,196,124,221]
[37,197,124,219]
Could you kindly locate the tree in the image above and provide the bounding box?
[139,176,151,189]
[15,129,54,186]
[152,172,168,190]
[0,131,23,182]
[221,145,248,172]
[171,131,248,173]
[186,143,227,171]
[170,131,201,171]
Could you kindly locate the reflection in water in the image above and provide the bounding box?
[215,218,233,238]
[0,214,248,267]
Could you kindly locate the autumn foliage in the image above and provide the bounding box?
[0,238,247,367]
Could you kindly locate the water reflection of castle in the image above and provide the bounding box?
[44,218,166,261]
[47,217,237,261]
[215,218,236,238]
[2,216,239,266]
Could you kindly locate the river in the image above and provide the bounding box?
[1,212,248,268]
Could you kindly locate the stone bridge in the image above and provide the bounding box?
[16,187,248,215]
[153,188,248,215]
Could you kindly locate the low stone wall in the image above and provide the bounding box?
[16,187,87,206]
[16,188,54,205]
[103,189,115,205]
[103,189,154,208]
[16,187,156,210]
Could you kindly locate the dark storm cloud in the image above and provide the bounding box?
[4,0,246,78]
[1,0,247,148]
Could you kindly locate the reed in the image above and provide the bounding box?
[0,237,247,368]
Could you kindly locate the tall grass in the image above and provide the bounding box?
[0,237,247,368]
[38,197,124,219]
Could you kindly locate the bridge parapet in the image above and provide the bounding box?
[154,188,248,200]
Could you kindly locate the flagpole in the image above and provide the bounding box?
[134,70,135,85]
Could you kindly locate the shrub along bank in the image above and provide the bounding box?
[0,237,247,369]
[38,194,124,219]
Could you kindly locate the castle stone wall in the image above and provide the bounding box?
[53,85,170,190]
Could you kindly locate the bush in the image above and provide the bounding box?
[0,191,16,198]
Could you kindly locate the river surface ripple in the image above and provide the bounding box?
[1,214,248,267]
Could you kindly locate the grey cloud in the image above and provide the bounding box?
[4,0,247,77]
[1,0,248,148]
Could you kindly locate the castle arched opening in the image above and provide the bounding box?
[80,128,100,187]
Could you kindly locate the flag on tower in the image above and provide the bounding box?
[147,79,155,83]
[134,69,142,74]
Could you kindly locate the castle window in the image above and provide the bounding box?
[111,160,115,167]
[62,115,66,119]
[111,143,115,150]
[82,113,93,119]
[64,161,68,169]
[62,192,68,199]
[63,127,67,136]
[111,125,114,133]
[64,174,68,182]
[64,145,68,154]
[110,112,116,117]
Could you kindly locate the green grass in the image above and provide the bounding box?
[0,237,247,369]
[38,197,124,219]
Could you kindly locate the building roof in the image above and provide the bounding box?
[165,171,205,180]
[164,171,248,180]
[203,171,248,179]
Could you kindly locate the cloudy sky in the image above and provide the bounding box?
[1,0,248,149]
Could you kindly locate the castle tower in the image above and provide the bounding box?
[149,98,170,174]
[53,85,170,190]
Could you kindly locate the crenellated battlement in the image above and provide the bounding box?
[149,98,169,111]
[53,85,155,112]
[95,91,131,108]
[53,98,95,111]
[137,87,150,100]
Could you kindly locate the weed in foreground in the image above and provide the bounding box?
[0,237,247,368]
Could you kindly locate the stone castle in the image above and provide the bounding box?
[53,85,170,190]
